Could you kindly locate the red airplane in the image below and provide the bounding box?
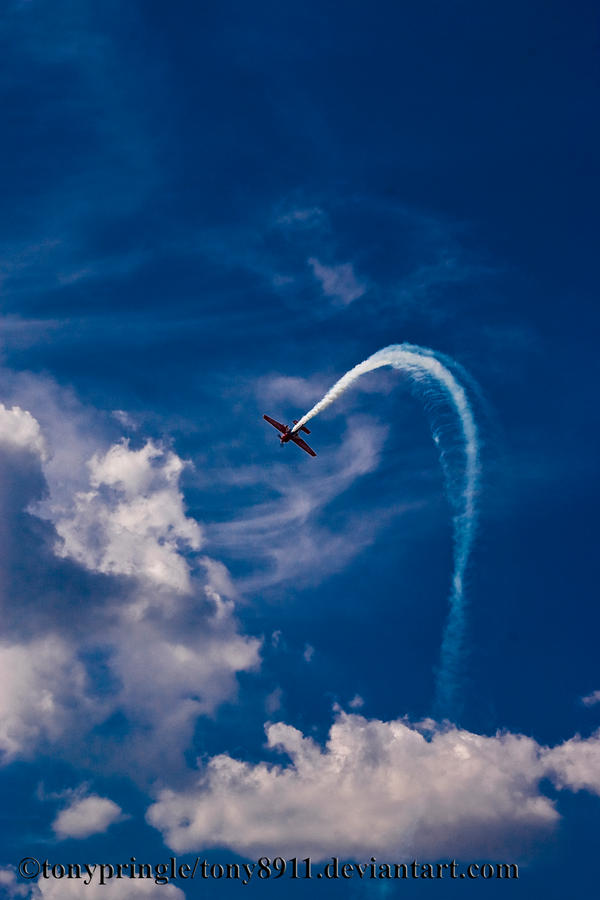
[263,415,317,457]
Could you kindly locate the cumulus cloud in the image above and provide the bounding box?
[147,711,600,861]
[108,611,260,774]
[53,794,124,840]
[0,636,103,763]
[0,403,46,460]
[0,401,259,775]
[543,732,600,795]
[30,879,185,898]
[308,258,367,305]
[0,867,29,898]
[53,440,203,594]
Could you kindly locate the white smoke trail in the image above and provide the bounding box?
[292,344,480,716]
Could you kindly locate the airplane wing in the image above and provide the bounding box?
[263,414,287,433]
[291,435,317,457]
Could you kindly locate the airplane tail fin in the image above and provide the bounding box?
[293,420,311,434]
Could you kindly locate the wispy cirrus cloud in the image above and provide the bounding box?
[275,206,326,228]
[581,690,600,708]
[308,257,367,306]
[208,416,406,592]
[0,0,166,318]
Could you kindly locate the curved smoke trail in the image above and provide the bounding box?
[292,344,480,717]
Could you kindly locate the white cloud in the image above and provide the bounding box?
[53,440,203,594]
[0,636,103,763]
[0,401,259,775]
[0,866,29,897]
[108,612,260,772]
[147,711,600,861]
[1,373,111,508]
[308,257,366,305]
[543,732,600,795]
[0,403,46,460]
[303,644,314,663]
[581,689,600,707]
[30,879,185,898]
[53,794,124,840]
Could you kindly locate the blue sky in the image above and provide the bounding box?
[0,0,599,897]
